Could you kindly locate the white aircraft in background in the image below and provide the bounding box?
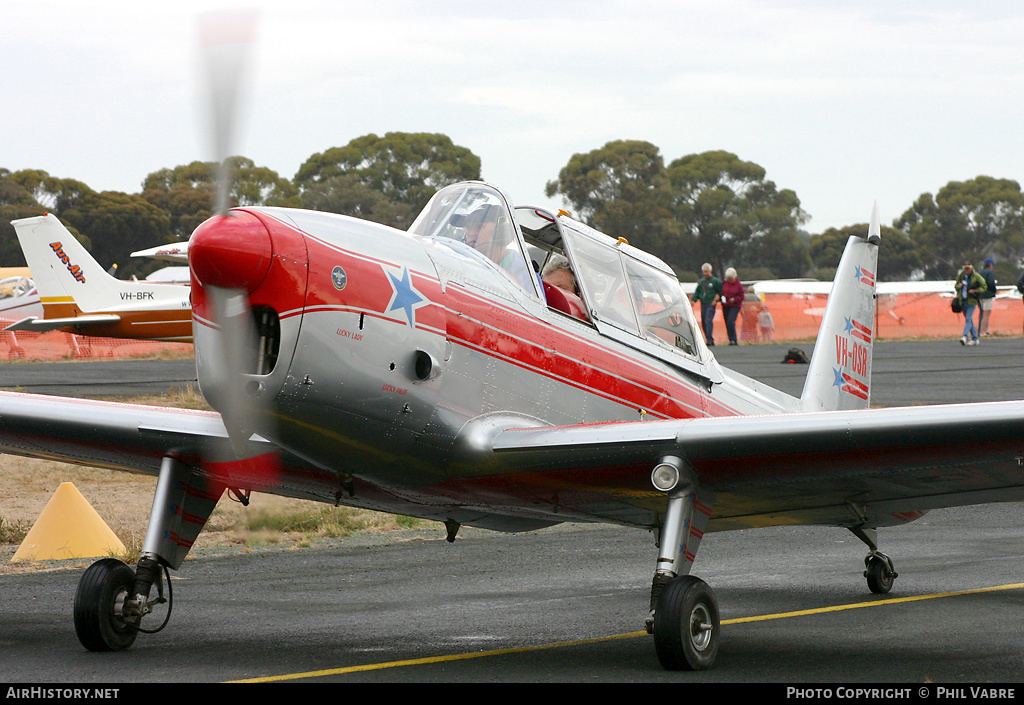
[5,215,193,343]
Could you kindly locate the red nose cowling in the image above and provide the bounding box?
[189,211,272,292]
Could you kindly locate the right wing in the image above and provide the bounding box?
[485,399,1024,531]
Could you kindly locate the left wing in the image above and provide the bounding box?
[0,391,554,533]
[484,400,1024,531]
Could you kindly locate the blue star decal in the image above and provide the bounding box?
[844,316,854,333]
[854,266,863,281]
[386,267,425,326]
[832,367,844,388]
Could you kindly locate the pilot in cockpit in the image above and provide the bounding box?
[464,205,534,290]
[464,205,503,260]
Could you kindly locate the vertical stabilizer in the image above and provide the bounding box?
[801,204,880,411]
[11,214,181,316]
[11,214,123,314]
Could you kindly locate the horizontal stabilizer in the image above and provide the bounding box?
[4,314,121,333]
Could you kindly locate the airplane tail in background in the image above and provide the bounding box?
[10,214,180,317]
[7,214,193,341]
[12,214,125,315]
[800,204,881,412]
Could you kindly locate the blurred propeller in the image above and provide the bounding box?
[191,8,269,457]
[197,7,258,216]
[201,286,261,456]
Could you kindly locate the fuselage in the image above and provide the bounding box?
[189,183,802,529]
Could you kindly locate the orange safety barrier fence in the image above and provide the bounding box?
[0,323,192,362]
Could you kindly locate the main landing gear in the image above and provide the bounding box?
[73,456,223,651]
[73,556,171,651]
[644,460,903,671]
[646,457,720,670]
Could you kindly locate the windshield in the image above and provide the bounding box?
[410,184,539,297]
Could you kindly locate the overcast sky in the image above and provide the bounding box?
[3,1,1023,236]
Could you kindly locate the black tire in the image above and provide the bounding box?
[865,555,895,594]
[73,558,138,652]
[653,575,720,671]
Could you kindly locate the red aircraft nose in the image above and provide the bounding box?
[189,211,272,293]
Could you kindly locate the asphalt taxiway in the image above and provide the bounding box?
[1,339,1023,683]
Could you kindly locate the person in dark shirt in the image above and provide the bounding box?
[690,263,722,346]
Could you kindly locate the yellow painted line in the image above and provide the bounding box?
[227,582,1024,683]
[40,296,75,303]
[226,632,644,683]
[723,582,1024,624]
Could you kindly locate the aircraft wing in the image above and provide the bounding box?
[0,391,530,525]
[4,389,1023,536]
[0,391,344,506]
[0,390,249,473]
[4,314,122,333]
[485,400,1024,531]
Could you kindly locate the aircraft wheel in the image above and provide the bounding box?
[864,555,895,594]
[73,558,138,652]
[653,575,720,670]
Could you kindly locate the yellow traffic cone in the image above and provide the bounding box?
[11,482,126,562]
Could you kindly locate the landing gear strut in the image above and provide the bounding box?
[73,456,222,651]
[646,457,719,670]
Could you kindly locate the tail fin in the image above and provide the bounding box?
[801,203,881,411]
[11,214,153,315]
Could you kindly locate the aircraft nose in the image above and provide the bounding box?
[189,211,272,293]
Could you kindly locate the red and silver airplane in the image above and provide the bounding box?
[4,12,1024,671]
[3,183,1024,670]
[4,214,193,343]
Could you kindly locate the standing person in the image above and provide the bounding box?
[1017,269,1024,335]
[721,268,745,345]
[977,258,997,336]
[759,306,774,341]
[954,261,987,346]
[691,263,722,346]
[740,286,760,342]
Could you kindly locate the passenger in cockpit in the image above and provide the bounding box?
[541,254,578,295]
[541,254,589,321]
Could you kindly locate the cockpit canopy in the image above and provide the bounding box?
[409,184,540,297]
[411,182,703,360]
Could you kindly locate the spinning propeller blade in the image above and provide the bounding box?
[197,7,258,216]
[191,9,271,457]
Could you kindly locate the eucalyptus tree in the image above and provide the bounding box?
[896,176,1024,278]
[294,132,481,229]
[666,150,808,276]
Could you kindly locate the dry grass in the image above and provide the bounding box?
[0,387,429,573]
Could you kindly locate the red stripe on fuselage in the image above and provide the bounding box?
[256,224,742,421]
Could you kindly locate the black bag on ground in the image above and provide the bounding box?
[782,348,809,364]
